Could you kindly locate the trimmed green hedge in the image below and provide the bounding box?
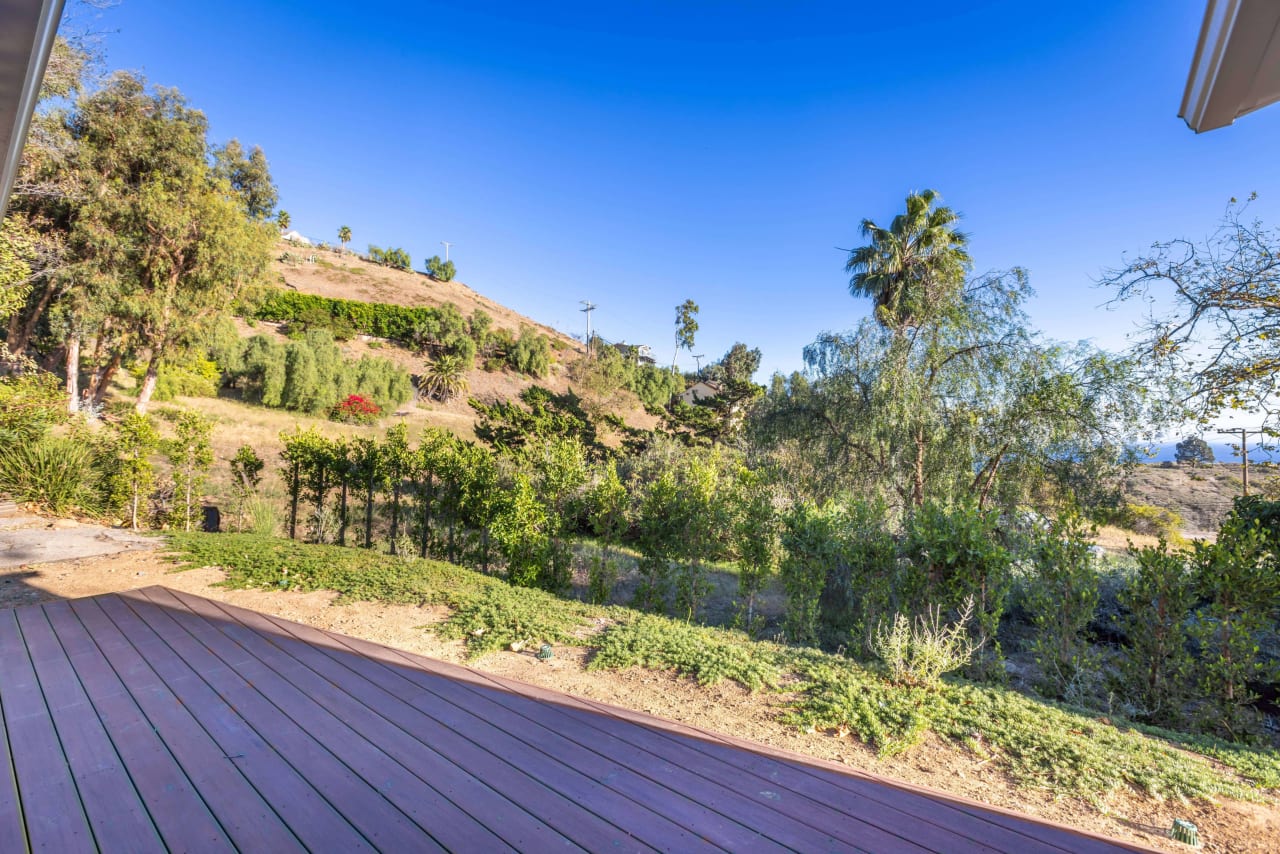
[255,289,463,344]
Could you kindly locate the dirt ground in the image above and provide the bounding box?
[2,546,1276,852]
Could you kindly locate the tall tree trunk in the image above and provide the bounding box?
[135,353,161,414]
[338,479,349,546]
[389,482,401,555]
[364,470,376,549]
[288,462,300,539]
[88,350,123,405]
[65,335,80,413]
[7,281,62,356]
[912,428,927,508]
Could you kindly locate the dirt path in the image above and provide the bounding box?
[1,547,1275,852]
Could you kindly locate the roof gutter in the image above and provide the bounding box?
[1180,0,1280,132]
[0,0,65,218]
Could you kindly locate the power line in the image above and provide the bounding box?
[1213,426,1268,496]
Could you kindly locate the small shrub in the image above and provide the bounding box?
[439,585,593,658]
[590,615,781,691]
[244,495,281,537]
[871,597,981,690]
[1115,502,1186,545]
[587,554,619,605]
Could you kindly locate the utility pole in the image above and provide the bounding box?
[1215,426,1263,496]
[440,241,453,262]
[692,354,705,376]
[579,301,596,358]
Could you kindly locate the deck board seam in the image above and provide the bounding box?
[76,596,330,853]
[27,605,175,853]
[5,609,97,852]
[139,588,568,853]
[172,591,686,853]
[0,613,30,854]
[247,605,880,853]
[108,594,393,853]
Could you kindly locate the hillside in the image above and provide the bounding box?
[272,243,577,347]
[1123,462,1278,537]
[256,241,660,436]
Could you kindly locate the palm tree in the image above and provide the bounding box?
[846,190,970,331]
[276,210,291,232]
[338,225,351,253]
[419,354,469,402]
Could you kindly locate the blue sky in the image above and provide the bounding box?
[86,1,1280,388]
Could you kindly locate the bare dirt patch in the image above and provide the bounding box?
[3,546,1275,852]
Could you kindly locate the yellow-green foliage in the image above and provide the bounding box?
[1117,502,1186,545]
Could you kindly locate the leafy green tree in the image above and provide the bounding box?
[1118,541,1196,728]
[901,500,1012,676]
[212,139,278,221]
[277,210,291,231]
[425,255,457,281]
[846,189,971,332]
[350,436,381,548]
[279,426,324,540]
[0,217,35,321]
[1189,513,1280,739]
[509,326,550,377]
[779,501,843,646]
[164,410,214,532]
[1174,435,1214,466]
[1022,511,1101,700]
[458,441,502,571]
[728,467,779,631]
[586,460,628,604]
[755,269,1152,511]
[381,424,413,555]
[673,298,699,371]
[229,444,264,532]
[338,225,352,253]
[492,473,552,588]
[108,412,160,531]
[59,73,276,413]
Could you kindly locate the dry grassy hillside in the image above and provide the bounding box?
[1122,462,1278,537]
[272,242,578,346]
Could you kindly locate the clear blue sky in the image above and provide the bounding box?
[83,0,1280,384]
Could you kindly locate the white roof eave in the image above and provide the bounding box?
[0,0,65,217]
[1180,0,1280,132]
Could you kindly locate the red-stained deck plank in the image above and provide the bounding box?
[79,595,370,853]
[15,606,168,853]
[53,599,302,854]
[40,599,251,853]
[103,593,425,853]
[179,590,747,853]
[0,608,95,853]
[249,599,1147,854]
[132,588,534,853]
[250,604,897,853]
[0,588,1151,854]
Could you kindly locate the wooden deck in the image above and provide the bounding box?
[0,586,1149,852]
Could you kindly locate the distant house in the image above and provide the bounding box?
[678,380,722,406]
[281,230,313,246]
[612,342,657,366]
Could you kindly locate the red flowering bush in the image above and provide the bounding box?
[330,394,382,424]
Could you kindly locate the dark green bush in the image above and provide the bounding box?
[0,436,102,513]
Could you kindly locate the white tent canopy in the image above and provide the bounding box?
[1181,0,1280,132]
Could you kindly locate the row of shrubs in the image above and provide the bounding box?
[143,328,413,418]
[251,289,552,377]
[259,416,1280,742]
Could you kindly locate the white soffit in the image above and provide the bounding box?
[0,0,64,217]
[1181,0,1280,132]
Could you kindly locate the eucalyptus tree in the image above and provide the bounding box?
[212,139,278,221]
[673,299,699,372]
[845,189,971,332]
